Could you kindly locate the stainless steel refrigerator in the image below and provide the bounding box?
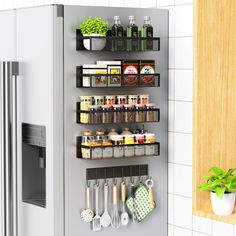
[0,5,168,236]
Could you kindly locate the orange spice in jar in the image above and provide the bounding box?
[139,94,149,104]
[105,95,116,105]
[117,95,127,105]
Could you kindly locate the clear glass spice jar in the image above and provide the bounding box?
[89,105,102,124]
[139,94,149,104]
[144,133,156,156]
[102,136,113,159]
[135,104,145,122]
[80,96,92,123]
[128,95,139,105]
[81,131,93,159]
[101,105,113,123]
[124,104,135,123]
[123,134,135,157]
[105,95,116,105]
[146,103,156,122]
[111,135,124,158]
[113,104,124,123]
[134,134,145,156]
[117,95,127,105]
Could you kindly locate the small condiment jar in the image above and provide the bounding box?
[139,94,149,104]
[89,105,101,124]
[102,136,113,159]
[124,104,135,123]
[111,135,124,158]
[144,133,156,156]
[146,103,156,122]
[82,131,94,159]
[93,96,104,105]
[101,105,113,123]
[108,128,118,139]
[128,95,139,105]
[135,104,145,122]
[134,134,145,157]
[105,95,116,105]
[123,134,135,157]
[117,95,127,105]
[113,104,124,123]
[90,135,103,159]
[80,96,92,123]
[121,127,132,135]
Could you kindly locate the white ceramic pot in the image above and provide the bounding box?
[83,34,106,51]
[210,192,236,216]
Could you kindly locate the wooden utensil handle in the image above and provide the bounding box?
[121,182,126,202]
[149,187,155,209]
[113,185,118,205]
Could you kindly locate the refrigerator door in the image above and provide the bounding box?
[64,5,168,236]
[0,61,19,236]
[16,5,64,236]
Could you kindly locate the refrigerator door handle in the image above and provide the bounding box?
[0,61,19,236]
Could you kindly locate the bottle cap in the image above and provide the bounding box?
[144,16,151,21]
[114,16,120,21]
[129,15,136,21]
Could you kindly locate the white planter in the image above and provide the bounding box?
[83,34,106,51]
[210,192,236,216]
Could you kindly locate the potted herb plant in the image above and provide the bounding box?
[198,167,236,216]
[80,17,109,50]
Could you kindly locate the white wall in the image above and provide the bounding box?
[0,0,235,235]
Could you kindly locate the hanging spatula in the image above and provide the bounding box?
[92,184,102,231]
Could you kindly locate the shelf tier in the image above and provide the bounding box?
[76,102,160,124]
[76,66,160,88]
[76,29,160,52]
[76,136,160,159]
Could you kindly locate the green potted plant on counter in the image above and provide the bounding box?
[198,167,236,216]
[80,17,109,50]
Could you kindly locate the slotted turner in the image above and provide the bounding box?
[101,183,111,227]
[93,184,102,231]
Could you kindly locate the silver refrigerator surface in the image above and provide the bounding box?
[0,5,168,236]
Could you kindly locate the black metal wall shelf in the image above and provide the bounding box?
[76,66,160,88]
[86,164,148,180]
[76,29,160,52]
[76,102,160,124]
[77,136,160,159]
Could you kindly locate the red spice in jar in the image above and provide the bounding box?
[135,134,145,144]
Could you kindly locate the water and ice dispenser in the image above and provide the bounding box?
[22,123,46,207]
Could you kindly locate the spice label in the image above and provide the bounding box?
[123,65,139,86]
[140,65,155,85]
[91,69,107,87]
[108,67,121,86]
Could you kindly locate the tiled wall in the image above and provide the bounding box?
[0,0,235,235]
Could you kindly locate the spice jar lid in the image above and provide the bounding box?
[83,131,93,136]
[145,103,155,108]
[113,104,123,108]
[89,105,101,109]
[128,95,138,98]
[135,134,145,138]
[105,95,116,98]
[96,130,105,135]
[101,105,112,109]
[124,104,134,108]
[117,95,127,98]
[135,104,144,108]
[80,96,93,99]
[123,134,135,138]
[111,135,123,141]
